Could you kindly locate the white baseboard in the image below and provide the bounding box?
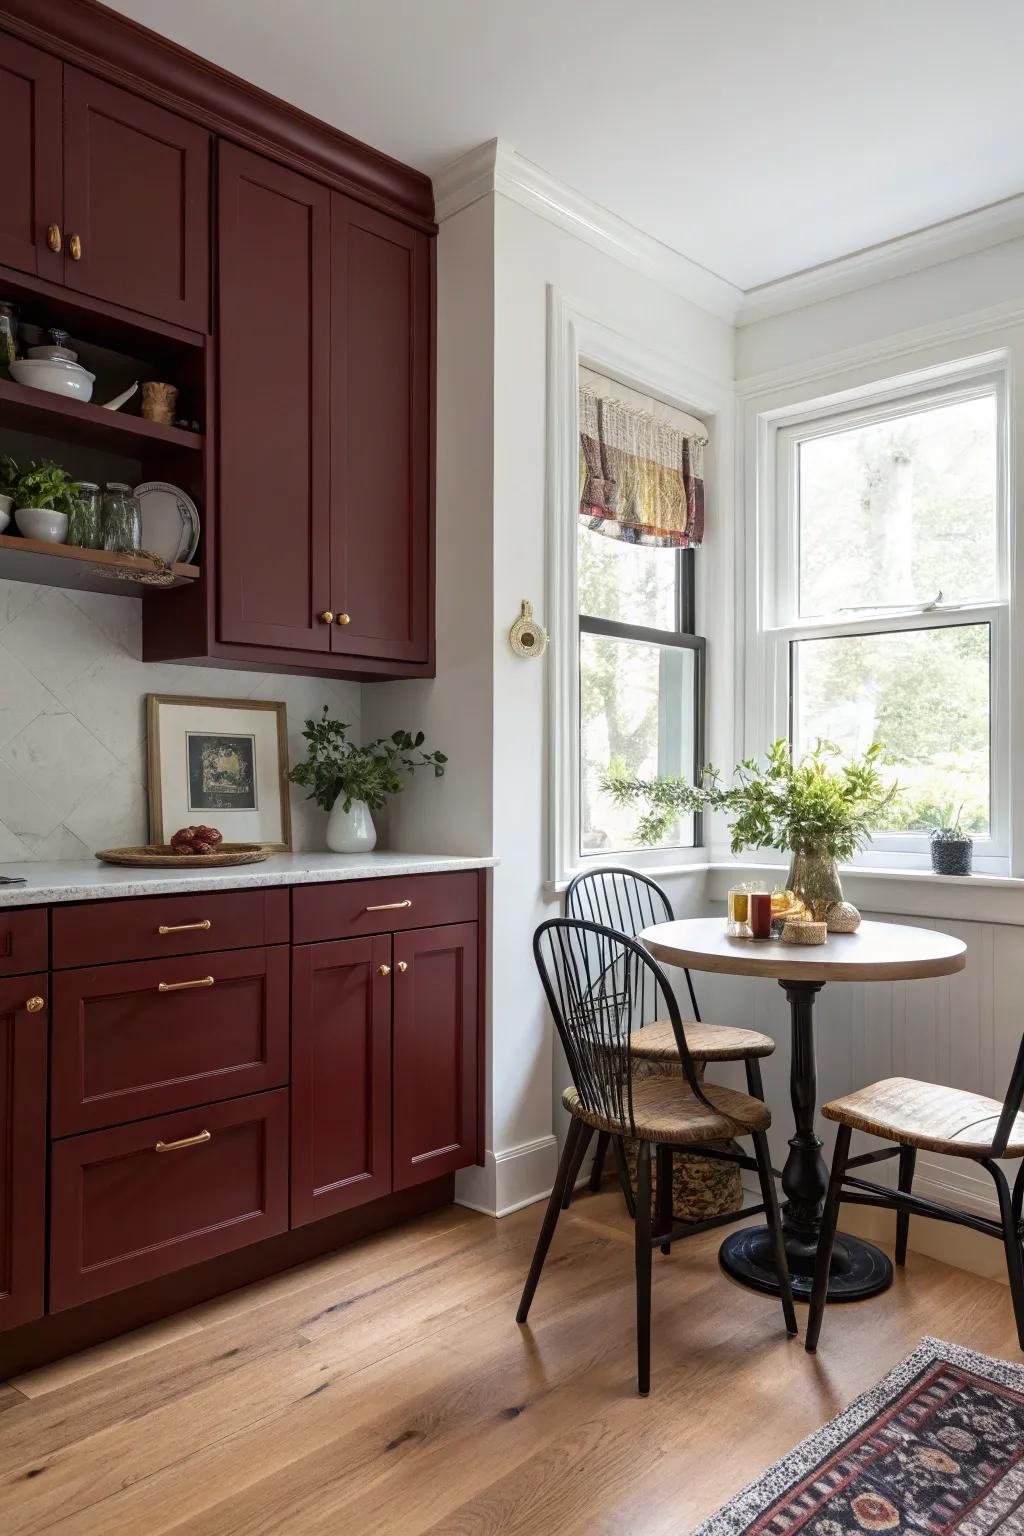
[455,1133,560,1218]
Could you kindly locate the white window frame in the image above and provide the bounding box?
[750,353,1011,873]
[545,286,733,888]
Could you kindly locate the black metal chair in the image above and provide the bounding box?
[806,1056,1024,1353]
[519,918,796,1394]
[563,866,775,1209]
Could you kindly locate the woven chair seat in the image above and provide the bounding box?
[823,1076,1024,1157]
[562,1076,770,1145]
[630,1018,775,1064]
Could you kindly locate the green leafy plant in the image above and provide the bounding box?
[12,459,80,513]
[602,739,899,860]
[930,804,970,844]
[0,454,19,499]
[287,707,447,814]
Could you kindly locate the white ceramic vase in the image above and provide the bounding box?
[326,797,377,854]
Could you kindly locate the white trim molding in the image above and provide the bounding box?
[454,1134,559,1218]
[544,286,733,888]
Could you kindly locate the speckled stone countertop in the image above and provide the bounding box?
[0,852,497,908]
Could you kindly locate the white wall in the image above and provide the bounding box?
[0,579,359,859]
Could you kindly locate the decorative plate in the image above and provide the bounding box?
[134,481,201,565]
[94,843,268,868]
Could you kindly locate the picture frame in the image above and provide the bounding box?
[147,694,292,850]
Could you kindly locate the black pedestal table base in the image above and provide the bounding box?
[720,977,894,1304]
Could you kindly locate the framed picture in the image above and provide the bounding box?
[147,695,292,849]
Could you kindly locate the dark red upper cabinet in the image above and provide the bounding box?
[62,67,210,331]
[330,195,432,665]
[0,32,63,280]
[0,975,48,1334]
[291,935,392,1226]
[217,142,332,654]
[392,923,478,1191]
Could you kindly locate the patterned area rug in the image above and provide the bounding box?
[693,1338,1024,1535]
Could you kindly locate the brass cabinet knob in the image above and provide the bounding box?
[69,232,82,261]
[26,996,45,1013]
[317,610,334,624]
[46,223,62,253]
[396,961,408,973]
[336,613,351,626]
[377,963,391,977]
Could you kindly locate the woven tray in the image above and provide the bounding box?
[95,843,269,869]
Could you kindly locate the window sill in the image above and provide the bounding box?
[706,861,1024,927]
[547,860,710,896]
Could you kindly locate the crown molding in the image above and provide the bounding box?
[432,139,743,324]
[736,194,1024,326]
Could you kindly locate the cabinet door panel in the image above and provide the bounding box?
[330,195,431,663]
[62,67,209,329]
[0,33,62,279]
[218,143,331,653]
[291,936,391,1225]
[0,975,48,1334]
[393,923,477,1190]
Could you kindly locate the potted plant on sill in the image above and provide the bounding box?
[11,458,81,545]
[602,739,899,916]
[287,707,448,853]
[930,807,973,877]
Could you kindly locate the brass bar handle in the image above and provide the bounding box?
[155,1129,212,1153]
[158,976,215,993]
[26,996,45,1013]
[69,232,82,261]
[365,899,412,912]
[396,961,408,974]
[46,223,62,253]
[377,964,391,977]
[157,919,212,935]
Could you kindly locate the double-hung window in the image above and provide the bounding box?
[576,370,706,864]
[758,364,1008,867]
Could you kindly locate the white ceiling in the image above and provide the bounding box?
[104,0,1024,291]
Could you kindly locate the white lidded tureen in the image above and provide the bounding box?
[10,329,95,403]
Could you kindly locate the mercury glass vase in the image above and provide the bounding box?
[786,847,843,919]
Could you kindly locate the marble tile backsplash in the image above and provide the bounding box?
[0,579,361,860]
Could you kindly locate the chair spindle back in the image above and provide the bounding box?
[565,865,702,1022]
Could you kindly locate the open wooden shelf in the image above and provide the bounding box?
[0,534,199,596]
[0,377,203,456]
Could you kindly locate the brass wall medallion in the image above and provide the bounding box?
[509,600,548,658]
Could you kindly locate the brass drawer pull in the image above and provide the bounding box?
[155,1129,212,1153]
[157,919,212,935]
[26,995,45,1013]
[47,222,62,253]
[158,976,215,992]
[365,899,412,912]
[377,964,391,977]
[336,613,351,625]
[69,232,82,261]
[396,961,408,974]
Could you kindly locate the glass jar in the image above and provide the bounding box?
[726,880,765,939]
[67,482,102,549]
[102,483,141,554]
[0,300,19,373]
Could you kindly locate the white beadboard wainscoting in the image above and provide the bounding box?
[685,908,1018,1270]
[0,579,361,860]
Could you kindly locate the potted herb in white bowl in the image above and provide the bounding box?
[0,454,19,533]
[12,459,81,544]
[287,708,447,853]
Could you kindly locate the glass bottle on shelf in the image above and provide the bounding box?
[101,483,141,554]
[67,482,102,549]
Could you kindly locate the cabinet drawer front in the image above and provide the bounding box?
[0,908,47,978]
[292,872,478,944]
[51,947,290,1136]
[53,887,289,969]
[50,1089,289,1311]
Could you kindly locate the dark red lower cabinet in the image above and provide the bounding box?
[392,923,478,1190]
[49,1088,289,1311]
[0,976,48,1333]
[291,936,392,1226]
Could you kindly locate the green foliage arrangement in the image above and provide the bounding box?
[0,454,19,499]
[287,707,447,814]
[602,739,899,859]
[12,459,80,513]
[930,805,970,844]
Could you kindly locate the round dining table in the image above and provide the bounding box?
[640,915,967,1302]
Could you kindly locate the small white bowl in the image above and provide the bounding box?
[16,506,69,543]
[10,358,95,404]
[0,495,11,535]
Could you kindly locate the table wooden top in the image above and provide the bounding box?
[640,916,966,984]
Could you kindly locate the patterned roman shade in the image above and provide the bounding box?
[579,367,707,547]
